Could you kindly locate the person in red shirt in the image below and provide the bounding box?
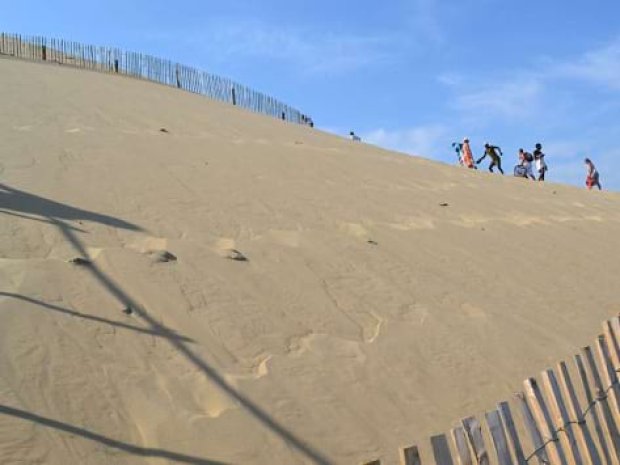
[585,158,602,190]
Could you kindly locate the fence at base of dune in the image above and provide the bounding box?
[0,32,312,126]
[363,315,620,465]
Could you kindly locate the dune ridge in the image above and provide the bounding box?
[1,57,619,464]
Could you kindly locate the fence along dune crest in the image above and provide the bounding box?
[0,32,311,125]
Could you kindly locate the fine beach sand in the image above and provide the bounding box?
[1,57,619,465]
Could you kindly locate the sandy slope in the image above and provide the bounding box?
[0,57,619,465]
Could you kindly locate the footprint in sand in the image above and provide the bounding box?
[148,250,177,263]
[461,303,487,319]
[213,238,248,261]
[126,237,177,263]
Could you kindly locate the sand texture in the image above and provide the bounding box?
[1,57,619,465]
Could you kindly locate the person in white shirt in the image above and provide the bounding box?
[533,143,548,181]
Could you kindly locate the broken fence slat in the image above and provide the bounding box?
[462,416,490,465]
[452,426,474,465]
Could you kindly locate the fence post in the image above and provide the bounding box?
[462,416,490,465]
[231,86,237,106]
[401,445,421,465]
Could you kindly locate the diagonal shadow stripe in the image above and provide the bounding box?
[0,404,229,465]
[0,292,195,343]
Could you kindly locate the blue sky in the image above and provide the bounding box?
[3,1,620,189]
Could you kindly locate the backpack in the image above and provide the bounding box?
[524,152,533,162]
[514,165,527,177]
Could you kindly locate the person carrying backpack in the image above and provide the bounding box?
[476,143,504,174]
[516,148,535,180]
[533,143,548,181]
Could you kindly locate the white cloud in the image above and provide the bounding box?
[440,36,620,124]
[194,20,397,76]
[363,124,448,157]
[455,78,544,120]
[554,39,620,90]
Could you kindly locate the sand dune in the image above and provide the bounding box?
[1,57,619,465]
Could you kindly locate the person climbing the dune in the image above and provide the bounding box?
[533,143,548,181]
[451,142,464,165]
[476,143,504,174]
[585,158,602,190]
[516,148,535,180]
[461,138,475,169]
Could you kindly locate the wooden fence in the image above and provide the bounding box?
[0,32,312,126]
[363,315,620,465]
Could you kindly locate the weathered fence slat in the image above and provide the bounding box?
[575,354,616,465]
[541,368,584,465]
[609,318,620,363]
[498,401,527,465]
[597,335,620,418]
[485,410,514,465]
[514,391,551,465]
[604,320,620,370]
[558,361,603,465]
[452,426,474,465]
[401,445,422,465]
[432,434,455,465]
[462,416,490,465]
[524,377,569,465]
[581,347,620,464]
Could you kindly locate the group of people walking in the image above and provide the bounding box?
[452,138,602,190]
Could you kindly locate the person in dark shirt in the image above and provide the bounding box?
[476,143,504,174]
[585,158,602,190]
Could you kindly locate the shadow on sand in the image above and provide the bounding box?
[0,404,228,465]
[0,184,333,465]
[0,292,195,343]
[0,183,142,232]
